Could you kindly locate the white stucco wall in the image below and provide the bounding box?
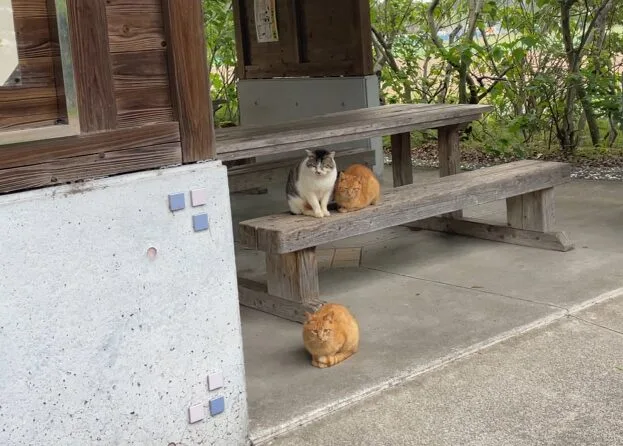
[0,161,248,445]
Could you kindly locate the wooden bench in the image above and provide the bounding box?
[220,104,573,322]
[238,160,573,322]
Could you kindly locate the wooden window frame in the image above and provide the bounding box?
[0,0,80,146]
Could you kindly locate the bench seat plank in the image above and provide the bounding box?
[216,104,492,161]
[239,160,571,254]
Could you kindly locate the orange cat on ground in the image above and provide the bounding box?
[333,163,381,213]
[302,303,359,368]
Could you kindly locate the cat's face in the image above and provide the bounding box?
[336,172,362,199]
[304,311,334,342]
[305,150,336,176]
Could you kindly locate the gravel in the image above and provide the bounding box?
[382,144,623,181]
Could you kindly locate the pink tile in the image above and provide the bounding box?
[190,188,209,207]
[188,403,205,423]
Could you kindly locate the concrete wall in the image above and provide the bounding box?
[0,161,248,445]
[238,75,384,177]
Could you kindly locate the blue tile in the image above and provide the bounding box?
[168,193,185,212]
[209,396,225,416]
[192,213,209,232]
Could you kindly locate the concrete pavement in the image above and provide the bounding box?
[230,166,623,445]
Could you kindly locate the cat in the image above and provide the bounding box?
[333,163,381,213]
[302,303,359,368]
[286,149,337,218]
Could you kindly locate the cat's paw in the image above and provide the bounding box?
[337,207,348,213]
[313,210,324,218]
[323,209,331,217]
[314,356,330,368]
[311,358,328,368]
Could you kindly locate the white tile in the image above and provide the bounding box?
[208,371,224,391]
[188,403,205,424]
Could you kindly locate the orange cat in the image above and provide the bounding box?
[302,303,360,368]
[333,163,381,213]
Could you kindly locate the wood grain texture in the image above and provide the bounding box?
[406,216,574,252]
[106,0,166,53]
[162,0,215,162]
[0,142,181,193]
[390,132,413,187]
[235,0,373,78]
[0,122,180,170]
[266,249,320,301]
[238,278,325,323]
[507,188,555,231]
[352,0,374,75]
[67,0,117,131]
[231,0,249,79]
[438,125,461,177]
[216,104,492,160]
[438,124,462,218]
[238,160,571,254]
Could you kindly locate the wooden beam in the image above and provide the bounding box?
[266,248,320,301]
[353,0,374,75]
[215,103,491,159]
[238,278,324,323]
[162,0,216,162]
[438,124,462,218]
[406,216,574,252]
[507,188,555,231]
[0,123,180,170]
[67,0,117,132]
[390,132,413,187]
[231,0,249,80]
[0,142,181,194]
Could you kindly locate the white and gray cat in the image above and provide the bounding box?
[286,149,337,218]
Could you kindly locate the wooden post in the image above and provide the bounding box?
[237,248,324,323]
[507,188,555,231]
[266,248,320,301]
[162,0,216,162]
[438,125,462,218]
[390,132,413,187]
[67,0,117,132]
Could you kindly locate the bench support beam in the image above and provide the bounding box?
[406,216,574,252]
[238,248,326,323]
[266,248,320,301]
[238,278,324,323]
[438,125,463,219]
[507,188,555,231]
[391,132,413,187]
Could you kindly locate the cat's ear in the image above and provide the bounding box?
[305,149,313,157]
[328,151,336,159]
[304,312,314,321]
[323,311,334,322]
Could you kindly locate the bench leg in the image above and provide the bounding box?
[438,125,463,219]
[506,188,554,231]
[391,132,413,187]
[238,248,325,323]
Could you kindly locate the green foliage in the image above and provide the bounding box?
[370,0,623,154]
[202,0,623,152]
[203,0,238,126]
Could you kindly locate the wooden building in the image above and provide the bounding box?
[0,0,375,195]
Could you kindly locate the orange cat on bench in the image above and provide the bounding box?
[333,163,381,213]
